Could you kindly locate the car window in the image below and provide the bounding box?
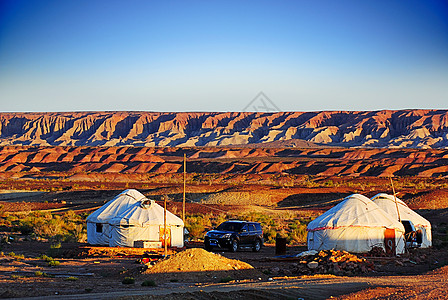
[248,224,256,232]
[216,222,243,232]
[255,223,262,231]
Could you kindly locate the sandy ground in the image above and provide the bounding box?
[1,241,448,300]
[1,187,448,299]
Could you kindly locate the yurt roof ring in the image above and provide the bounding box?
[140,199,154,209]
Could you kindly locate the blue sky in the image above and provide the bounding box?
[1,0,447,112]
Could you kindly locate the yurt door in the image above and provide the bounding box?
[159,226,171,248]
[384,228,396,256]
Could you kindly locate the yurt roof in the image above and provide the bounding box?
[371,193,407,206]
[109,200,184,227]
[307,194,405,232]
[86,189,146,223]
[371,193,431,228]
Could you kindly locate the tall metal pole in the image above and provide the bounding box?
[389,177,401,222]
[183,153,186,223]
[164,196,167,256]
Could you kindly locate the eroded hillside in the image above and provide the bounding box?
[1,110,448,148]
[1,146,448,178]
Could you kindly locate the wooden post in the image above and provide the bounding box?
[183,153,186,223]
[389,177,401,222]
[164,196,167,256]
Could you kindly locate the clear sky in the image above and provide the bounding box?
[1,0,447,112]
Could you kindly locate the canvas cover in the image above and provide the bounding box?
[307,194,406,254]
[371,193,432,248]
[87,189,185,248]
[109,200,184,247]
[86,189,144,245]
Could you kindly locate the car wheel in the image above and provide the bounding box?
[230,239,238,252]
[205,243,213,251]
[253,239,261,252]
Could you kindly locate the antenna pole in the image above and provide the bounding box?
[389,177,401,222]
[183,153,186,223]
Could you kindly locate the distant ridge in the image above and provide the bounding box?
[228,139,323,148]
[1,110,447,148]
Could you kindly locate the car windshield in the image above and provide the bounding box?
[216,222,243,232]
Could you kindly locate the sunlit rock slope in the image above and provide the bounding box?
[1,110,447,148]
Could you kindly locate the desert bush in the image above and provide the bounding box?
[185,213,213,240]
[4,210,86,243]
[65,276,78,281]
[48,260,60,267]
[39,254,60,266]
[122,277,135,284]
[288,220,308,244]
[71,224,87,243]
[39,254,53,262]
[263,227,278,244]
[213,213,227,227]
[33,216,65,238]
[141,280,156,287]
[7,252,24,260]
[186,223,205,240]
[219,276,234,283]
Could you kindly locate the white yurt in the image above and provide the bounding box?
[109,199,184,248]
[307,194,406,254]
[86,189,143,245]
[371,193,432,248]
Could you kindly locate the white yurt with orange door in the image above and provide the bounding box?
[109,199,184,248]
[307,194,406,254]
[371,193,431,248]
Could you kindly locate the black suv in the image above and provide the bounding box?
[204,220,263,252]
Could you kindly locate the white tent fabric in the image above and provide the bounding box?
[86,189,144,245]
[87,189,184,248]
[371,193,432,248]
[307,194,406,254]
[109,200,184,247]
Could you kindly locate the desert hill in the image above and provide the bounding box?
[1,110,448,148]
[1,145,448,178]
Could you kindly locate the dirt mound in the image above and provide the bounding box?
[428,265,448,275]
[146,248,253,273]
[142,248,261,282]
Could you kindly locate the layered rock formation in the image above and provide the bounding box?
[1,110,448,148]
[1,146,448,177]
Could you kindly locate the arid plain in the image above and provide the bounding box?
[1,111,448,299]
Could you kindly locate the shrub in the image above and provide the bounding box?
[7,252,24,260]
[219,276,234,283]
[122,277,135,284]
[41,255,61,267]
[48,260,60,267]
[186,223,205,240]
[39,254,53,262]
[65,276,78,281]
[263,228,277,244]
[6,210,86,243]
[288,221,308,244]
[141,280,157,287]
